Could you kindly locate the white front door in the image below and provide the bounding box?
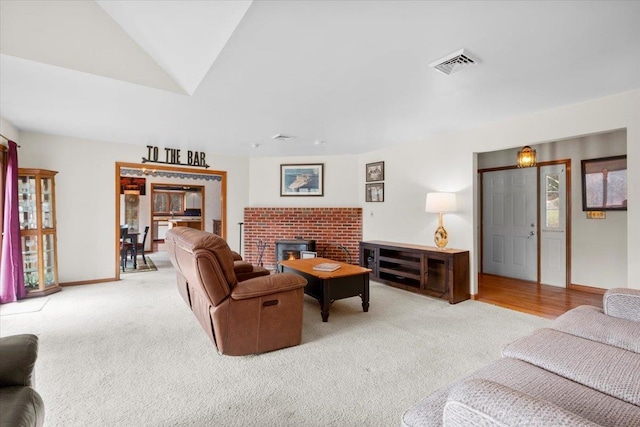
[483,168,538,281]
[540,164,567,287]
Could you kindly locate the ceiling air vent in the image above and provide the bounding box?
[429,49,479,75]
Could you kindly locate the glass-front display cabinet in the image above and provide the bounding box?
[18,168,60,297]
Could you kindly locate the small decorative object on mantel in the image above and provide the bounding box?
[365,161,384,182]
[366,183,384,202]
[280,163,324,196]
[142,145,210,169]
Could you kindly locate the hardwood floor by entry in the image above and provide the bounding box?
[477,274,603,319]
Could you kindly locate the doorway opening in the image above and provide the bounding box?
[475,129,628,316]
[479,160,570,287]
[115,162,227,280]
[478,160,571,288]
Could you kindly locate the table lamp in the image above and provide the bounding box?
[425,192,457,250]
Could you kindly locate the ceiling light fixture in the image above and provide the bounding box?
[250,143,260,148]
[313,140,324,145]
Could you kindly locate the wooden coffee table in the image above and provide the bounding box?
[279,257,371,322]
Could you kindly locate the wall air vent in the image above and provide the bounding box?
[429,49,479,75]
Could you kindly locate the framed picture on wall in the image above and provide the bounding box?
[365,161,384,182]
[366,183,384,202]
[581,155,627,211]
[280,163,324,196]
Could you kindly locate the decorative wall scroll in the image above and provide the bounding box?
[142,145,209,169]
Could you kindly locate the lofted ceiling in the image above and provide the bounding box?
[1,1,639,158]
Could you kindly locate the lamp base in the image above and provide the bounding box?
[434,225,449,250]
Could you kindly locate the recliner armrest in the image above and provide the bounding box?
[604,288,640,323]
[231,273,307,300]
[443,379,598,427]
[0,334,39,387]
[233,260,254,274]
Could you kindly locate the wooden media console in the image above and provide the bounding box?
[359,241,470,304]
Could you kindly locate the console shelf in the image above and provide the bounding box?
[360,240,469,304]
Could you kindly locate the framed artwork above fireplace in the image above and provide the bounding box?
[280,163,324,196]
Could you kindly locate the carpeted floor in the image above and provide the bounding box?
[0,252,550,426]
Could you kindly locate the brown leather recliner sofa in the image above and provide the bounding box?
[0,334,44,427]
[230,250,271,281]
[165,227,308,356]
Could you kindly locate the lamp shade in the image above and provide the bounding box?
[425,192,457,213]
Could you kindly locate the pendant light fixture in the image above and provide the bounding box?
[517,146,537,168]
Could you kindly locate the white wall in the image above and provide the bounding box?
[478,130,627,289]
[0,116,19,146]
[359,90,640,292]
[5,89,640,291]
[247,91,640,293]
[248,155,359,206]
[16,131,249,283]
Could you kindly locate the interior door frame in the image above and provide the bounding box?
[115,161,227,280]
[479,159,571,287]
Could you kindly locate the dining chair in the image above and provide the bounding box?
[120,225,135,272]
[136,226,150,264]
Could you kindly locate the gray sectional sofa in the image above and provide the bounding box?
[402,288,640,427]
[0,334,44,427]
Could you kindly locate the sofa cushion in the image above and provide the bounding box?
[443,379,599,427]
[0,386,44,427]
[231,273,306,300]
[502,328,640,406]
[233,261,254,273]
[235,267,270,282]
[402,358,640,427]
[0,334,38,388]
[167,227,238,290]
[604,288,640,323]
[552,305,640,353]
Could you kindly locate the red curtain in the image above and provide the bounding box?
[0,141,25,303]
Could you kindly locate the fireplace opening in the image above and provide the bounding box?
[275,239,316,265]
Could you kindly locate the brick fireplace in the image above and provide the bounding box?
[243,207,363,270]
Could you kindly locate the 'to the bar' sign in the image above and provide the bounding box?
[142,145,210,169]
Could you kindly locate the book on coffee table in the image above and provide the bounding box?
[312,263,341,272]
